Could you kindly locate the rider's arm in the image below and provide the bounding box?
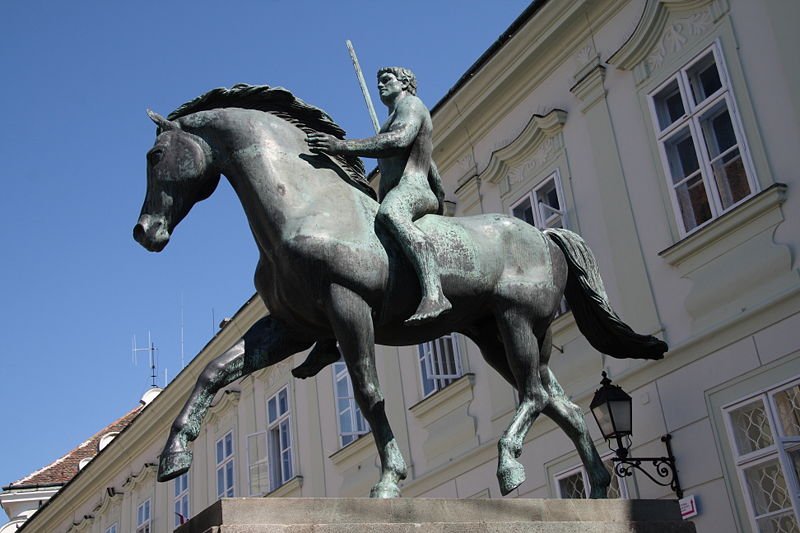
[310,99,424,158]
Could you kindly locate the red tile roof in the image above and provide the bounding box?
[6,406,143,488]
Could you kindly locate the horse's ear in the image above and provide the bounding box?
[147,109,179,132]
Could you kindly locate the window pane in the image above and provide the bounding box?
[702,105,737,158]
[336,375,349,401]
[756,512,800,533]
[278,389,288,416]
[654,79,686,130]
[666,130,700,182]
[512,198,536,226]
[268,397,277,423]
[225,432,233,457]
[688,53,722,105]
[730,400,775,455]
[216,439,223,464]
[282,449,292,481]
[675,175,713,231]
[775,385,800,437]
[558,473,586,499]
[712,149,750,208]
[744,458,794,516]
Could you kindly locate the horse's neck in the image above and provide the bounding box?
[201,110,373,251]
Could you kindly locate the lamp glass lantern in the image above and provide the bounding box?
[590,372,632,454]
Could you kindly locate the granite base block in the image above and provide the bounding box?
[177,498,696,533]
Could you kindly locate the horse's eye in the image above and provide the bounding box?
[148,150,164,166]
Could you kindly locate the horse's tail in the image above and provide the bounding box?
[544,228,667,360]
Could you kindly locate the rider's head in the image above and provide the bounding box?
[377,67,417,96]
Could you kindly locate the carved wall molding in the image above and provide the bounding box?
[480,109,568,193]
[121,462,157,491]
[608,0,729,84]
[206,389,241,428]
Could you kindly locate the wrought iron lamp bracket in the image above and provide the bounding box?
[611,434,683,499]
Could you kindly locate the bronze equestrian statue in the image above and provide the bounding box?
[134,80,666,499]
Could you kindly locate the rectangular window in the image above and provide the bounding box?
[267,387,293,488]
[723,378,800,531]
[510,171,569,316]
[173,472,190,527]
[105,525,118,533]
[649,43,757,235]
[510,171,567,230]
[136,499,151,533]
[215,431,235,499]
[418,333,463,397]
[247,431,270,495]
[334,359,370,447]
[555,456,628,499]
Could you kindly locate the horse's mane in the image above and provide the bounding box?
[168,84,375,200]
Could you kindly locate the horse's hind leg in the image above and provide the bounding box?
[494,306,549,495]
[158,316,312,482]
[540,329,610,497]
[327,284,407,497]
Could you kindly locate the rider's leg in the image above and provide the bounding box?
[377,172,451,325]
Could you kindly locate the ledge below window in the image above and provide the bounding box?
[659,183,787,270]
[265,475,302,497]
[409,373,475,421]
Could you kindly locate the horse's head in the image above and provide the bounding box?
[133,111,220,252]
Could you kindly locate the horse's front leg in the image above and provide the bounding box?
[158,316,312,482]
[327,284,407,497]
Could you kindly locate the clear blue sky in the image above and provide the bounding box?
[0,0,531,489]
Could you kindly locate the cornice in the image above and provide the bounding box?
[608,0,729,84]
[433,0,625,159]
[121,462,157,492]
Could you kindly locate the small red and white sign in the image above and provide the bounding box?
[680,494,698,519]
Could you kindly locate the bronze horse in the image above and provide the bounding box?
[134,84,666,498]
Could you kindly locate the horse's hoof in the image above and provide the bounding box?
[497,459,526,496]
[158,450,193,482]
[369,481,402,498]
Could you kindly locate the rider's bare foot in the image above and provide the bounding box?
[405,295,452,326]
[291,340,341,379]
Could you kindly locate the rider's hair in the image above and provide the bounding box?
[377,67,417,96]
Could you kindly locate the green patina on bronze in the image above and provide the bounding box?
[135,77,667,499]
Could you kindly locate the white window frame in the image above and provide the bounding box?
[173,471,190,527]
[648,41,758,236]
[509,170,568,231]
[215,431,235,499]
[267,386,294,489]
[333,359,370,447]
[554,453,630,499]
[723,376,800,531]
[135,499,151,533]
[247,430,270,496]
[105,524,118,533]
[418,333,464,398]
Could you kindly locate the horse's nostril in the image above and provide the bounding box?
[133,223,146,243]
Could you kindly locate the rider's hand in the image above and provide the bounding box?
[307,132,342,154]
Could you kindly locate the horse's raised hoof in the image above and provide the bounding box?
[405,296,452,326]
[497,459,526,496]
[158,450,193,482]
[369,481,402,498]
[291,341,341,379]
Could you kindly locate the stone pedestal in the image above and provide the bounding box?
[177,498,696,532]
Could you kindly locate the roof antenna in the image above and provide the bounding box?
[132,331,159,388]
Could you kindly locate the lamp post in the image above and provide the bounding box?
[590,372,683,499]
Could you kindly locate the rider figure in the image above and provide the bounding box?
[307,66,451,325]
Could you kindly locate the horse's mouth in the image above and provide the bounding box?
[133,216,170,252]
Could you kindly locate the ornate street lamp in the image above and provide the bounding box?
[590,372,683,499]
